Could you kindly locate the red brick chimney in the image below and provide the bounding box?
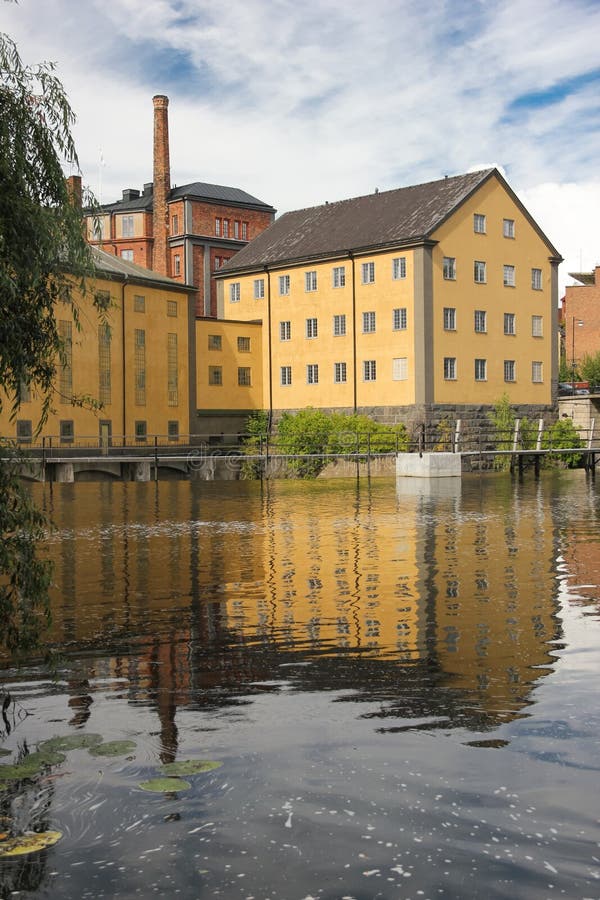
[66,174,82,208]
[152,95,171,276]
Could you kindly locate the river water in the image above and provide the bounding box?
[1,472,600,899]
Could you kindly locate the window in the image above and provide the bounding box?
[392,357,408,381]
[230,282,241,303]
[281,366,292,386]
[393,308,407,330]
[306,317,318,338]
[94,290,110,312]
[135,420,147,442]
[208,366,222,386]
[332,266,346,288]
[443,256,456,280]
[208,334,222,350]
[474,358,487,381]
[305,270,317,292]
[444,357,457,380]
[242,222,248,240]
[121,215,134,238]
[503,264,515,287]
[134,328,146,405]
[133,294,145,313]
[531,268,542,290]
[254,278,265,299]
[58,320,72,402]
[167,300,177,317]
[307,364,319,384]
[504,360,516,382]
[167,333,178,406]
[59,420,74,444]
[168,420,179,441]
[16,420,32,444]
[223,219,230,238]
[503,218,515,238]
[334,362,347,383]
[173,254,181,276]
[238,367,251,386]
[474,213,486,234]
[504,313,516,335]
[280,321,291,341]
[392,257,406,280]
[215,217,221,236]
[333,314,346,336]
[98,324,111,405]
[474,260,486,283]
[172,214,179,235]
[532,315,543,337]
[443,307,456,330]
[120,249,134,262]
[474,310,487,333]
[361,261,375,284]
[234,220,240,239]
[362,311,376,333]
[237,336,251,353]
[363,360,376,381]
[532,361,543,383]
[279,274,290,296]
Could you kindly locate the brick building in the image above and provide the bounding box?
[84,95,275,317]
[562,266,600,373]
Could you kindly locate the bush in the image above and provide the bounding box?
[542,418,583,468]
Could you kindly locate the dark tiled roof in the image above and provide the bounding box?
[97,195,153,213]
[568,271,595,285]
[95,182,274,214]
[91,247,191,291]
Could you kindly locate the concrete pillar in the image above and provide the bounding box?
[396,452,462,478]
[55,462,74,483]
[132,460,151,482]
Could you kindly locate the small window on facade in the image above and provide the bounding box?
[16,419,32,444]
[362,311,376,333]
[333,314,346,336]
[167,300,177,317]
[94,290,110,311]
[443,307,456,330]
[392,357,408,381]
[168,420,179,441]
[503,218,515,238]
[280,321,291,341]
[281,366,292,386]
[174,254,181,276]
[238,367,251,386]
[504,360,516,382]
[531,268,542,290]
[474,213,486,234]
[306,317,318,338]
[215,217,221,236]
[332,266,346,288]
[334,362,347,383]
[474,310,487,333]
[443,257,456,280]
[208,366,223,386]
[135,420,147,441]
[172,214,179,235]
[223,219,230,237]
[254,278,265,299]
[208,334,222,350]
[242,222,248,240]
[234,220,240,239]
[532,315,543,337]
[474,260,486,283]
[121,215,134,238]
[444,357,457,380]
[133,294,145,313]
[504,313,516,335]
[306,364,319,384]
[532,361,543,383]
[393,308,407,330]
[120,249,134,261]
[305,270,317,292]
[392,257,406,280]
[361,261,375,284]
[474,358,487,381]
[230,282,241,303]
[503,264,515,287]
[363,360,376,381]
[237,336,251,353]
[279,274,290,296]
[60,420,75,443]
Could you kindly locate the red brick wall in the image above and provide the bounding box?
[193,245,205,316]
[169,200,185,237]
[564,267,600,366]
[190,201,273,240]
[152,95,171,276]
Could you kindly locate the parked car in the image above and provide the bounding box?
[558,383,590,396]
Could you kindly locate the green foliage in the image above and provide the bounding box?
[580,352,600,390]
[558,356,574,383]
[277,408,334,477]
[239,410,269,479]
[542,418,583,468]
[488,394,516,470]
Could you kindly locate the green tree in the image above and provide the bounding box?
[579,352,600,390]
[0,31,95,656]
[542,417,583,468]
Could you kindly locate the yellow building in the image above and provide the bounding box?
[0,248,196,446]
[214,168,561,427]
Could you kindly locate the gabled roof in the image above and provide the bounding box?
[217,168,561,275]
[93,181,274,215]
[91,247,192,292]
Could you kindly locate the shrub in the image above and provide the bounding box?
[542,418,583,468]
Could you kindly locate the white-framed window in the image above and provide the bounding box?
[120,249,134,262]
[474,213,486,234]
[532,361,543,383]
[234,220,240,239]
[334,362,347,383]
[254,278,265,299]
[392,357,408,381]
[504,359,516,382]
[444,357,457,380]
[306,317,318,338]
[332,266,346,288]
[443,256,456,280]
[305,270,317,292]
[171,214,179,235]
[280,321,291,341]
[173,253,181,275]
[363,360,376,381]
[121,215,134,238]
[392,257,406,280]
[242,222,248,240]
[393,308,407,330]
[279,274,290,296]
[503,218,515,238]
[362,311,376,333]
[474,358,487,381]
[474,310,487,333]
[223,219,230,238]
[504,312,516,335]
[531,268,542,290]
[281,366,292,386]
[307,363,319,384]
[238,366,251,386]
[532,315,543,337]
[503,264,515,287]
[237,336,251,353]
[474,260,486,283]
[443,307,456,330]
[333,314,346,336]
[215,217,221,236]
[230,282,241,303]
[361,261,375,284]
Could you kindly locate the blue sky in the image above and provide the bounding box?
[3,0,600,292]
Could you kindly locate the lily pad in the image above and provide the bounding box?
[0,830,62,858]
[39,734,103,753]
[160,760,223,777]
[88,740,136,758]
[138,777,191,793]
[0,750,66,781]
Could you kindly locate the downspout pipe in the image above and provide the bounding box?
[121,275,128,443]
[349,252,357,414]
[266,265,273,429]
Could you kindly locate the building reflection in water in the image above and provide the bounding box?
[35,475,566,760]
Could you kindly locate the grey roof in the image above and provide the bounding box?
[95,181,274,214]
[91,247,192,291]
[568,271,595,286]
[218,168,560,274]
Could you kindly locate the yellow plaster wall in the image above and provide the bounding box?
[196,319,263,411]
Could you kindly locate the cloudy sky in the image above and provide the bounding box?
[3,0,600,293]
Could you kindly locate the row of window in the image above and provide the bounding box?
[473,213,517,239]
[15,420,181,443]
[208,366,252,386]
[443,358,543,383]
[443,257,542,289]
[132,294,178,317]
[444,309,543,336]
[215,218,248,240]
[208,334,251,352]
